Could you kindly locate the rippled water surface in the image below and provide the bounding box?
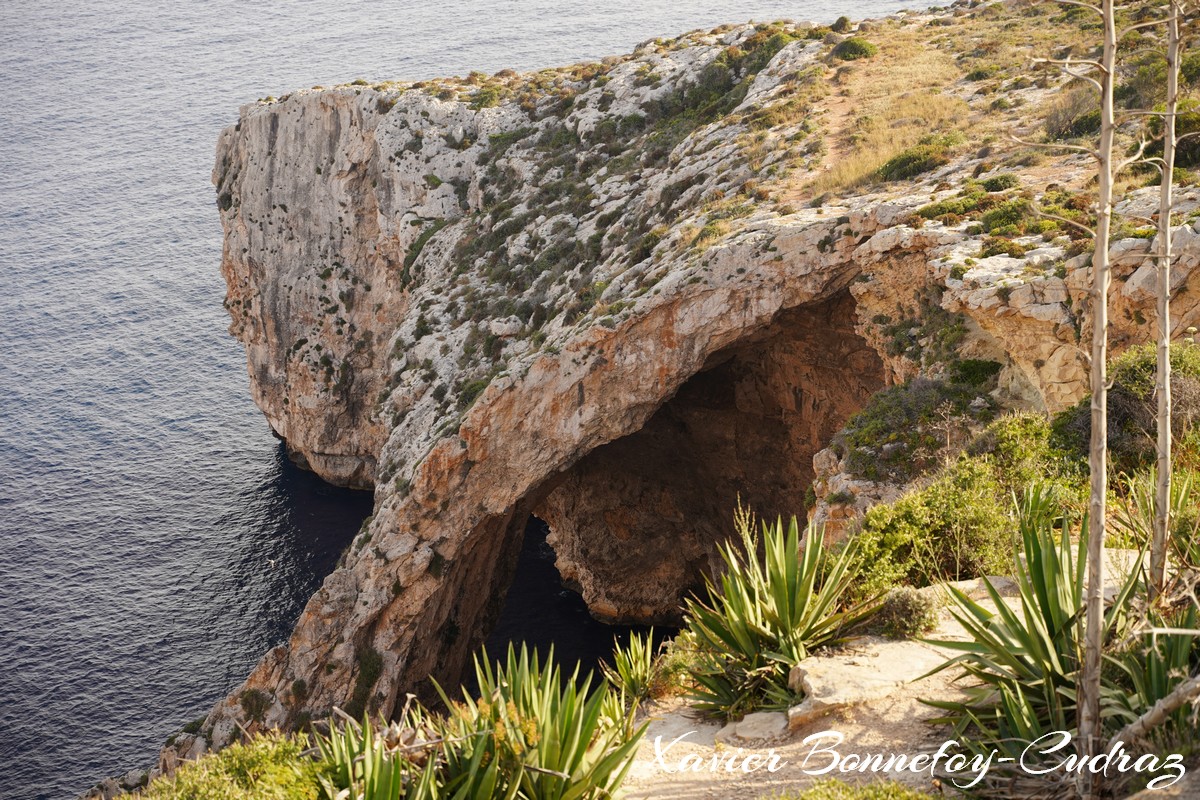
[0,1,909,796]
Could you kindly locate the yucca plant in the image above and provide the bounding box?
[1112,468,1199,556]
[683,507,878,718]
[1108,604,1200,753]
[601,629,659,711]
[923,485,1142,775]
[316,704,441,800]
[435,644,644,800]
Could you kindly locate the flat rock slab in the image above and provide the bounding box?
[715,711,789,745]
[787,639,950,730]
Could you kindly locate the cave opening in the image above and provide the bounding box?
[526,288,886,627]
[480,515,671,684]
[455,289,885,694]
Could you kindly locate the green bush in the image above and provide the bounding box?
[980,197,1037,234]
[966,412,1083,501]
[848,457,1013,601]
[684,509,878,718]
[832,37,878,60]
[875,587,939,638]
[948,358,1002,387]
[979,173,1019,192]
[1052,342,1200,474]
[877,143,950,181]
[145,733,325,800]
[916,188,988,220]
[979,237,1027,259]
[839,378,990,483]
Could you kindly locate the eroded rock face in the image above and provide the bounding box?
[173,10,1200,776]
[539,291,883,622]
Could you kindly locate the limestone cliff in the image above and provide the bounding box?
[166,4,1200,774]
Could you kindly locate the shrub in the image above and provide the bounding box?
[470,84,502,109]
[979,173,1019,192]
[875,587,939,638]
[683,509,878,718]
[832,37,878,60]
[979,236,1027,258]
[402,220,448,286]
[948,358,1002,387]
[877,134,961,181]
[1045,85,1101,140]
[144,733,325,799]
[831,16,852,33]
[848,457,1013,601]
[966,412,1083,502]
[840,378,990,483]
[826,489,856,506]
[456,377,490,409]
[980,197,1037,234]
[1052,342,1200,473]
[239,689,271,723]
[1148,98,1200,167]
[916,189,987,220]
[344,645,383,719]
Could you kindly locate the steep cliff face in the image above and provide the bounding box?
[171,5,1200,772]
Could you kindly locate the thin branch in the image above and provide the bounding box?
[1117,139,1150,173]
[1049,0,1106,18]
[1038,210,1098,238]
[1035,56,1106,70]
[1010,133,1098,157]
[1112,673,1200,746]
[1120,17,1173,37]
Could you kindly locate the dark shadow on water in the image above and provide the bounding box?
[477,517,677,691]
[252,443,376,643]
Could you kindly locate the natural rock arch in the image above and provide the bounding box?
[182,222,893,755]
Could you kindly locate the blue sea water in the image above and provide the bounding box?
[0,1,910,796]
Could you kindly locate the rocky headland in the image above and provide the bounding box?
[120,2,1200,790]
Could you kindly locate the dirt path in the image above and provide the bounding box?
[620,587,985,800]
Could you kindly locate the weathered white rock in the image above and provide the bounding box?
[786,640,948,730]
[715,711,790,745]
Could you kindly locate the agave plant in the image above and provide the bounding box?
[1108,604,1200,752]
[683,508,878,719]
[435,644,645,800]
[1112,468,1200,558]
[601,629,659,711]
[316,704,441,800]
[923,485,1142,770]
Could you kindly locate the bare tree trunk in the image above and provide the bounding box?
[1080,0,1117,795]
[1151,0,1181,599]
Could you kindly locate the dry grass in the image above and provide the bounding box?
[803,24,966,194]
[783,3,1110,199]
[811,91,970,192]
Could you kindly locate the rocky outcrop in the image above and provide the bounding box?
[166,6,1200,779]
